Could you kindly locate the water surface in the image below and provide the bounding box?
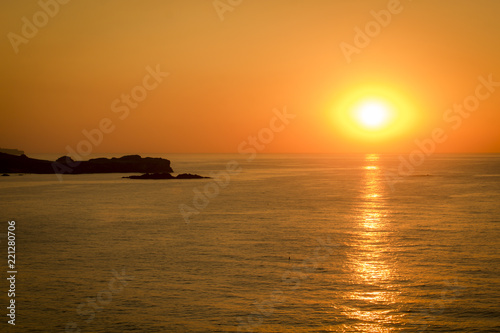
[1,154,499,332]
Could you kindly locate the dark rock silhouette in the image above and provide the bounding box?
[123,172,210,180]
[0,152,173,174]
[175,173,210,179]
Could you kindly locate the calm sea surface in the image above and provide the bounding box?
[1,154,499,332]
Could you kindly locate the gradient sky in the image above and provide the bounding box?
[1,0,500,154]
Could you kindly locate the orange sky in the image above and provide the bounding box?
[1,0,500,155]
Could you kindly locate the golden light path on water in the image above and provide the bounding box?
[338,154,403,332]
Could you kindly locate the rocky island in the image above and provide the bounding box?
[123,173,210,180]
[0,153,208,179]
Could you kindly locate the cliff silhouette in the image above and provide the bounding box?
[0,153,173,174]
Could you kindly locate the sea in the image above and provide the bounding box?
[0,153,499,332]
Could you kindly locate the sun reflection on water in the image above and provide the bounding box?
[338,154,402,332]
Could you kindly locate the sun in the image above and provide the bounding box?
[354,99,392,130]
[330,84,419,143]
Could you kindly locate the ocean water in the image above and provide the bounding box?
[1,153,499,332]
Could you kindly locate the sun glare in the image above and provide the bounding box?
[355,100,391,129]
[330,84,419,145]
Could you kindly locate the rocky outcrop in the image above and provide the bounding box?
[0,153,173,174]
[123,172,209,180]
[0,153,53,173]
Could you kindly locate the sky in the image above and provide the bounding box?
[1,0,500,155]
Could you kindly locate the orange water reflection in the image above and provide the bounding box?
[339,154,402,332]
